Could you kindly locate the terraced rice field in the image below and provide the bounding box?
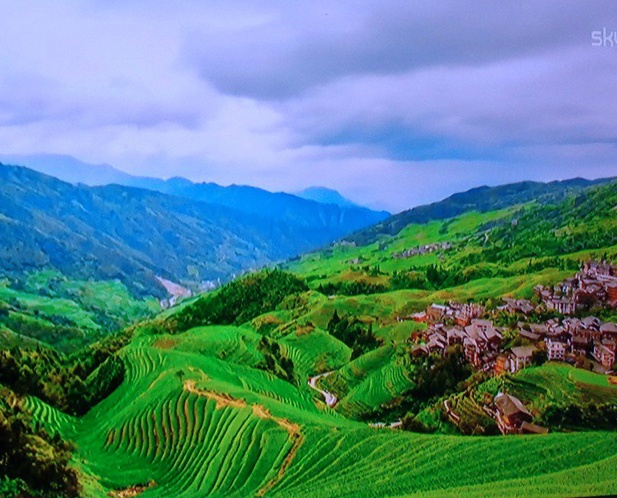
[475,363,617,414]
[447,393,495,433]
[318,345,415,417]
[26,327,617,497]
[279,328,351,380]
[272,428,617,498]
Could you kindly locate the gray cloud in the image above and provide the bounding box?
[278,45,617,160]
[0,1,616,212]
[185,1,615,100]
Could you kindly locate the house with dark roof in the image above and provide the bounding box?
[494,393,533,435]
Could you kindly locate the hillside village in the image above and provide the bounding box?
[407,260,617,434]
[392,242,453,259]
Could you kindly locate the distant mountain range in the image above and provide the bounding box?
[0,162,388,298]
[0,153,383,220]
[2,154,614,301]
[0,154,137,186]
[295,187,359,208]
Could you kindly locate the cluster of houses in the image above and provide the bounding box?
[510,316,617,372]
[392,241,452,259]
[405,261,617,436]
[534,260,617,315]
[407,262,617,374]
[410,303,505,372]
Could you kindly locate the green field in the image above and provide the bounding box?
[0,271,160,350]
[5,183,617,496]
[475,363,617,414]
[24,325,617,497]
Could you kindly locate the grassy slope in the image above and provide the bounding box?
[475,363,617,414]
[17,184,617,496]
[26,326,617,497]
[318,344,416,418]
[0,271,159,350]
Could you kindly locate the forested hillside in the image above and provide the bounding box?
[0,163,387,297]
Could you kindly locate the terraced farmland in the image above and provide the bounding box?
[279,328,352,380]
[23,324,617,497]
[318,345,416,418]
[272,428,617,498]
[475,363,617,413]
[29,328,355,497]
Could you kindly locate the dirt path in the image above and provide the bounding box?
[108,480,156,497]
[183,381,246,410]
[184,382,304,496]
[256,430,304,497]
[307,372,337,408]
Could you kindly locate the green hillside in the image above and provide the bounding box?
[2,180,617,497]
[16,322,617,498]
[285,181,617,310]
[0,271,159,351]
[0,163,389,350]
[345,176,615,245]
[0,163,387,299]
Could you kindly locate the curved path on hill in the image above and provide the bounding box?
[307,372,338,407]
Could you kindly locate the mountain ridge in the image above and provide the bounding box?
[0,153,387,220]
[0,163,386,298]
[295,186,359,208]
[345,176,617,246]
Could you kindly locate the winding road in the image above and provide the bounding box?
[307,372,338,408]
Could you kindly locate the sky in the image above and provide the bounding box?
[0,1,616,212]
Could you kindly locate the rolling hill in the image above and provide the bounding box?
[345,177,616,246]
[12,286,617,497]
[286,180,617,302]
[0,162,387,348]
[2,176,617,497]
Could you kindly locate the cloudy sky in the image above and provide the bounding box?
[1,1,616,212]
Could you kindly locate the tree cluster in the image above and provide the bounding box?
[0,331,129,417]
[540,402,617,431]
[327,311,381,359]
[0,387,79,497]
[257,336,295,384]
[170,269,308,331]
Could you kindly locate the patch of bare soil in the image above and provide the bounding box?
[184,380,247,409]
[257,431,304,497]
[108,480,156,497]
[152,338,176,350]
